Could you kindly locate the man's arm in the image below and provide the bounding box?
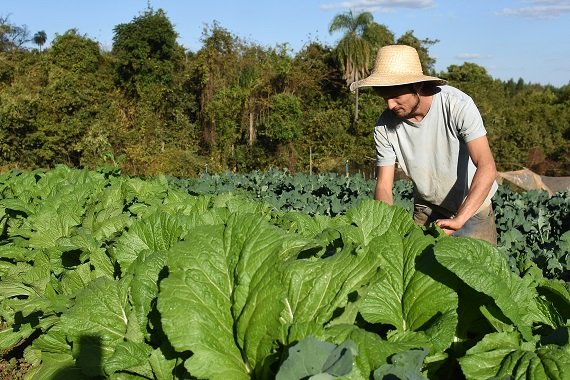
[436,135,497,232]
[375,164,395,205]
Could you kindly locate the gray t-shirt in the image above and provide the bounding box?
[374,85,497,214]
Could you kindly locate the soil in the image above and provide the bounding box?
[0,357,31,380]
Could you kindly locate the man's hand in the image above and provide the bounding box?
[435,218,464,235]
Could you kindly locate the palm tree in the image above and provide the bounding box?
[329,10,375,122]
[33,30,47,52]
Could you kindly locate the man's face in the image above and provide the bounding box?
[374,85,420,119]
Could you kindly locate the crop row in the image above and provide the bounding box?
[167,169,570,282]
[0,166,569,379]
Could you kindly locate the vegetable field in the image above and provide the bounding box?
[1,166,569,379]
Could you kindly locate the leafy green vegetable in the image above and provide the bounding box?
[157,215,293,379]
[435,238,554,341]
[459,331,570,379]
[276,336,357,380]
[360,229,458,353]
[1,167,569,380]
[373,348,429,380]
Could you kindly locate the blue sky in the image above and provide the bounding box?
[3,0,570,87]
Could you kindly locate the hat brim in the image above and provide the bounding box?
[350,74,447,92]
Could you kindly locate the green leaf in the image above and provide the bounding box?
[0,279,41,299]
[558,230,570,251]
[128,249,168,341]
[275,211,348,237]
[59,263,93,295]
[225,215,298,371]
[0,245,31,261]
[459,331,570,379]
[1,198,35,215]
[104,341,153,376]
[0,312,60,352]
[536,279,570,323]
[325,325,413,379]
[158,212,294,380]
[373,348,429,380]
[360,229,458,352]
[276,336,357,380]
[60,277,133,376]
[158,224,250,380]
[0,322,35,352]
[25,352,84,380]
[282,229,383,331]
[80,189,132,241]
[345,199,416,245]
[434,237,547,341]
[89,248,116,278]
[148,347,179,380]
[322,339,359,376]
[111,211,184,273]
[31,324,71,354]
[16,179,90,248]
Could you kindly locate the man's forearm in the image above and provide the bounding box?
[454,163,497,224]
[453,135,498,225]
[375,185,394,204]
[374,164,395,205]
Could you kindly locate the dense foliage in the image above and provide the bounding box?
[0,166,569,379]
[1,8,569,178]
[493,186,570,281]
[166,169,570,282]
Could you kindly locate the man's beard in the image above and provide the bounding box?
[391,93,421,120]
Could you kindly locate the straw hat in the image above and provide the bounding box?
[349,45,447,91]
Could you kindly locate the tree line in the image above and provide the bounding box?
[1,8,569,178]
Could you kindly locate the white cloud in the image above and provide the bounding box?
[456,53,483,60]
[320,0,434,13]
[498,0,570,19]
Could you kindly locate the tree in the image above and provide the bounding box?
[238,47,266,147]
[329,10,389,122]
[0,29,120,169]
[50,29,101,72]
[363,23,395,60]
[262,93,303,170]
[0,15,30,52]
[329,11,373,85]
[112,8,199,175]
[33,30,47,51]
[112,7,184,98]
[36,30,114,167]
[192,22,242,157]
[445,62,494,84]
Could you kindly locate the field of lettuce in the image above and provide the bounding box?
[1,166,569,379]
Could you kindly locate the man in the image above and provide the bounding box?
[350,45,498,244]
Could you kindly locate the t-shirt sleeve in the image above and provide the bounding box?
[455,96,487,142]
[374,123,396,166]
